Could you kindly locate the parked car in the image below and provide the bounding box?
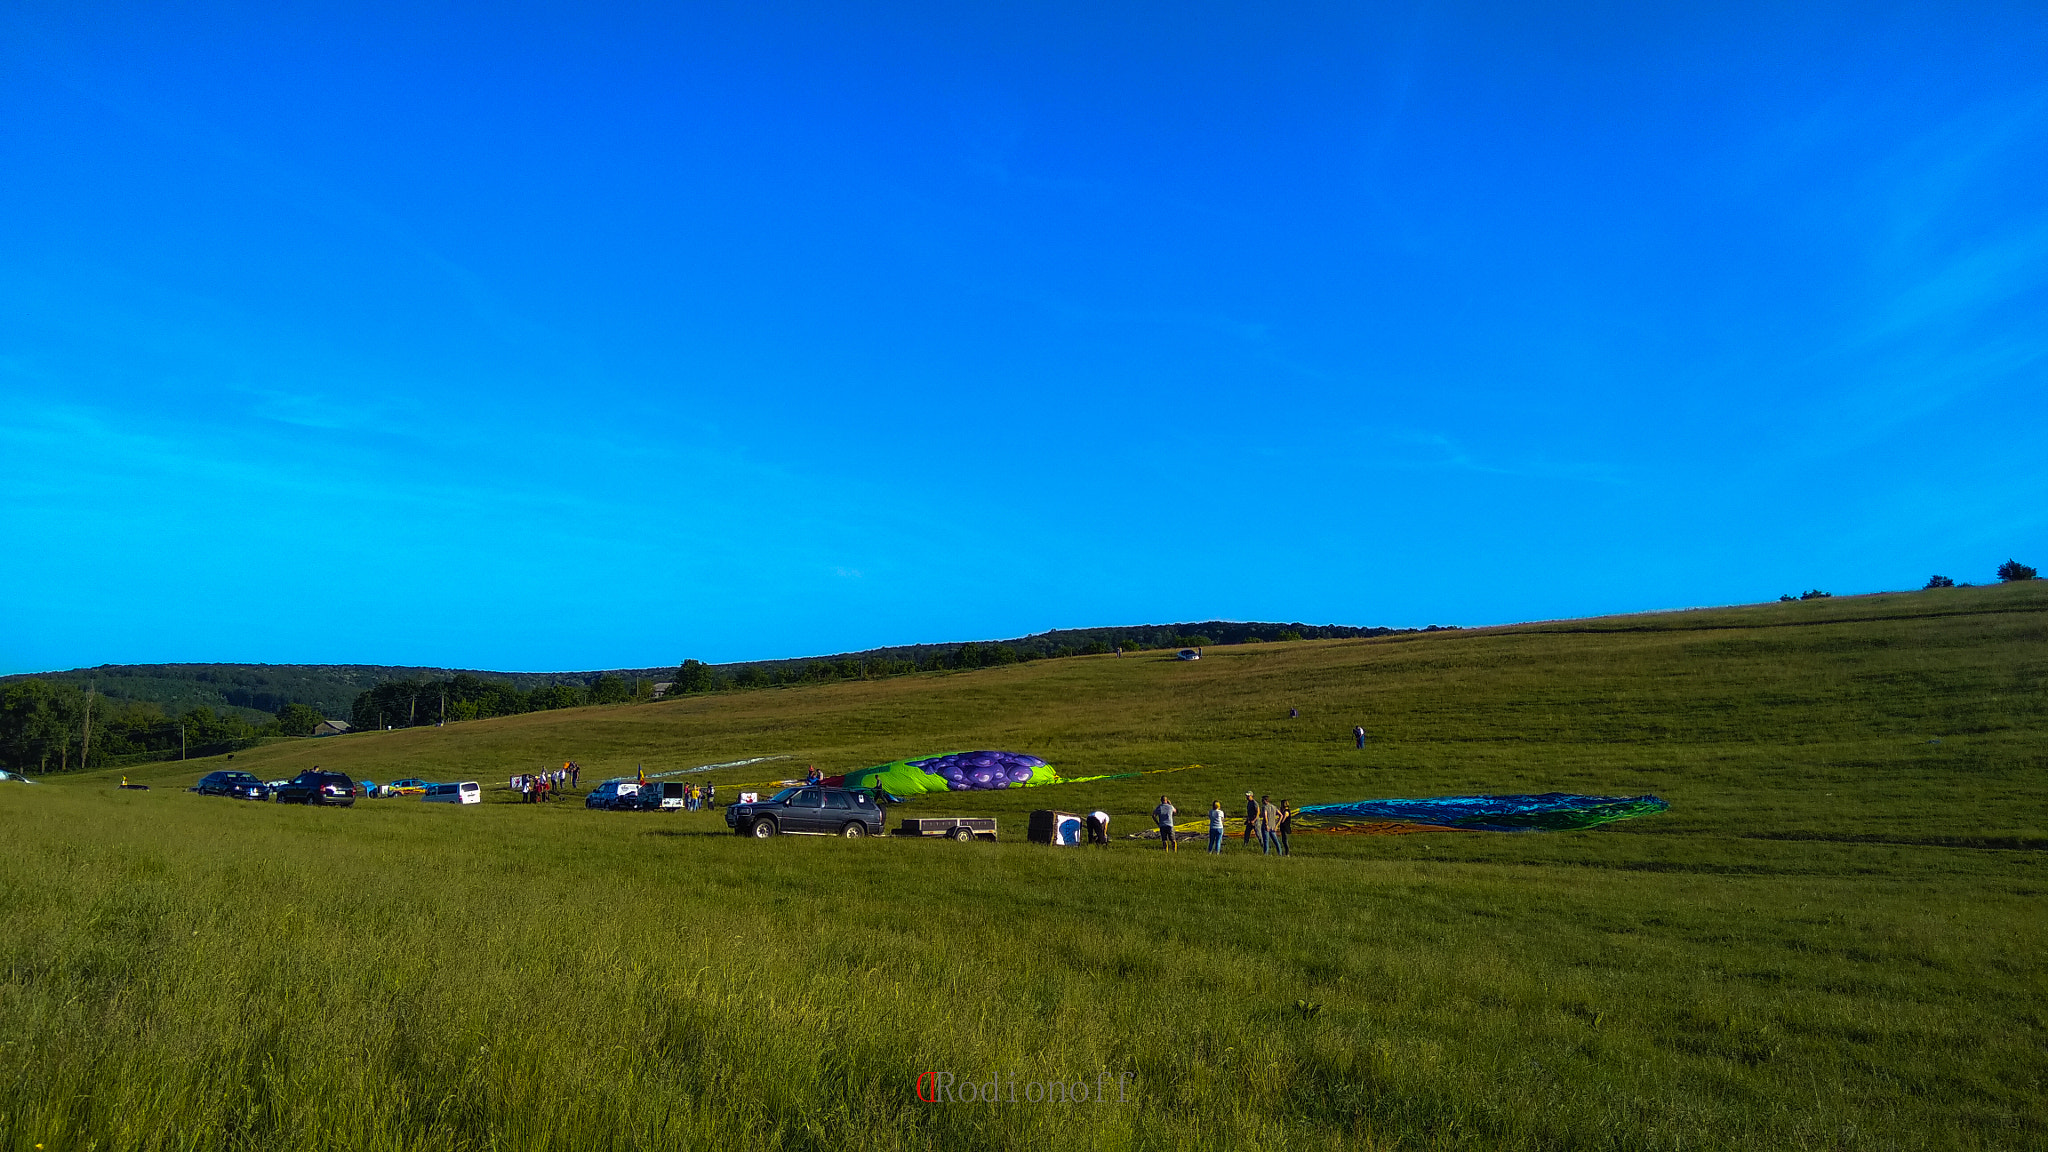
[422,781,480,804]
[275,770,357,807]
[382,777,431,797]
[585,780,644,810]
[191,770,270,800]
[726,786,883,839]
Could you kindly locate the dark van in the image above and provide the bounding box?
[725,786,883,839]
[276,770,356,807]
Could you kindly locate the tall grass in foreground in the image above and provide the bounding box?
[4,584,2045,1149]
[3,791,2041,1151]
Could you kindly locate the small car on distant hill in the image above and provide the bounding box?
[275,770,357,807]
[191,770,270,800]
[382,777,431,797]
[726,786,883,839]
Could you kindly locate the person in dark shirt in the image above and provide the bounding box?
[1242,791,1259,845]
[1278,801,1295,856]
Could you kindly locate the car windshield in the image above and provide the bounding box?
[767,787,799,803]
[223,773,260,784]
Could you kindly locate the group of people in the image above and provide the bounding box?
[1145,792,1295,855]
[677,781,717,810]
[512,762,580,802]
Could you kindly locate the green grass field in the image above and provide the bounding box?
[4,584,2044,1150]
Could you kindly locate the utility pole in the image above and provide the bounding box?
[440,691,446,726]
[180,722,186,761]
[80,682,94,769]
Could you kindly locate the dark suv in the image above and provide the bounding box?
[275,770,357,807]
[192,770,270,800]
[726,786,883,839]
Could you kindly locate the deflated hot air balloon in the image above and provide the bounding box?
[1291,793,1668,833]
[837,751,1061,798]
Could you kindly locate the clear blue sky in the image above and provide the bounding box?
[3,2,2043,674]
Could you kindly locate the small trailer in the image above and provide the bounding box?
[894,816,998,842]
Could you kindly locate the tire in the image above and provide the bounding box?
[749,819,777,838]
[949,827,974,842]
[841,822,865,839]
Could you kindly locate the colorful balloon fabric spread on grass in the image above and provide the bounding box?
[837,751,1076,798]
[1292,793,1669,833]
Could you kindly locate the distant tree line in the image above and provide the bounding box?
[0,678,281,773]
[665,623,1430,697]
[348,673,654,730]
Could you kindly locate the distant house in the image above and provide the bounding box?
[652,682,674,699]
[311,719,353,737]
[1177,649,1202,661]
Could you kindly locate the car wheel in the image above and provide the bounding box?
[949,827,975,842]
[749,819,777,838]
[841,822,865,839]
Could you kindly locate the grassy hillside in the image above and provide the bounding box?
[3,583,2043,1150]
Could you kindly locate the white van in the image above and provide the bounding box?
[423,781,481,805]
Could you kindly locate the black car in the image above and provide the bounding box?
[726,786,883,839]
[275,770,357,807]
[191,770,270,800]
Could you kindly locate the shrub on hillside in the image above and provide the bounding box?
[273,702,323,737]
[1997,559,2037,582]
[1924,575,1955,589]
[1799,590,1832,601]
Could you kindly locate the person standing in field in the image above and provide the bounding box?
[1153,795,1178,852]
[1242,791,1259,846]
[570,762,580,788]
[1208,800,1226,853]
[1260,794,1282,855]
[1354,725,1367,750]
[1278,801,1294,856]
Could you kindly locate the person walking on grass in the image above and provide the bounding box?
[1153,795,1179,852]
[1278,801,1294,856]
[1242,791,1259,846]
[1354,725,1367,750]
[1208,800,1226,854]
[1260,793,1282,855]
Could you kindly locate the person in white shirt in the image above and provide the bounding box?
[1087,809,1110,846]
[1207,800,1226,853]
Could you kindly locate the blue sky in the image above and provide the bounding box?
[2,1,2043,674]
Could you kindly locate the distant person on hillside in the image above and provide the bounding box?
[1278,801,1294,856]
[1087,809,1110,846]
[1153,795,1178,852]
[1289,707,1298,719]
[705,783,716,808]
[1260,794,1282,855]
[1208,800,1226,853]
[570,762,580,788]
[1243,791,1259,846]
[1353,726,1367,749]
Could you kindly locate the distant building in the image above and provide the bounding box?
[311,719,353,737]
[652,682,674,699]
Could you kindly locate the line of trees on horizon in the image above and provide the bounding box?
[0,678,311,774]
[348,673,656,731]
[663,623,1428,696]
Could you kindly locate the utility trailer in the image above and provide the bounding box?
[894,816,998,842]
